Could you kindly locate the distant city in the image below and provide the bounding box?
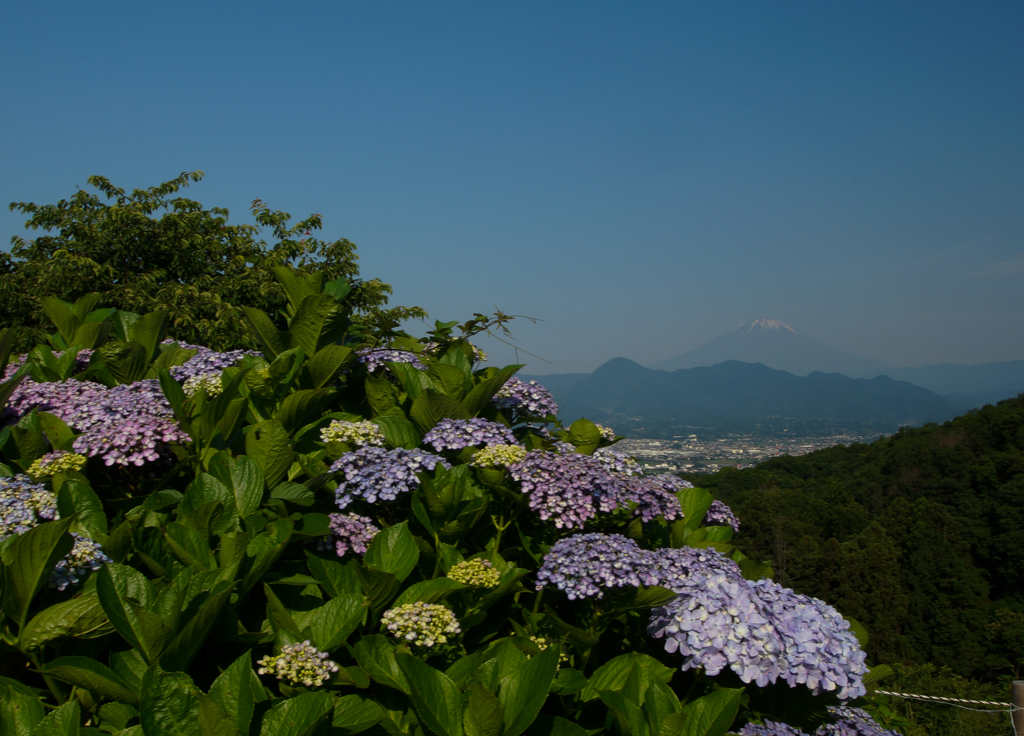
[618,433,883,475]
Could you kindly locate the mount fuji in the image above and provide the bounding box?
[648,319,894,378]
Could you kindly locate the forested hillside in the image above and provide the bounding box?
[687,395,1024,681]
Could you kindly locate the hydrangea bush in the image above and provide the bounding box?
[0,267,897,736]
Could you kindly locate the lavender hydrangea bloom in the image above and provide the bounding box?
[323,513,380,557]
[817,707,901,736]
[0,477,109,590]
[169,347,259,382]
[623,474,685,523]
[592,447,643,477]
[492,377,559,418]
[647,551,868,700]
[6,377,191,467]
[736,708,899,736]
[0,476,58,540]
[510,451,631,528]
[737,722,807,736]
[330,446,449,508]
[536,534,652,600]
[50,534,112,591]
[751,580,868,700]
[357,348,426,373]
[705,499,741,532]
[644,545,741,590]
[423,418,517,452]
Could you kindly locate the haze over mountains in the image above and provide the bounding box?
[521,319,1024,437]
[649,319,894,378]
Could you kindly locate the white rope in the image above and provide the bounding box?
[873,688,1022,736]
[873,689,1013,708]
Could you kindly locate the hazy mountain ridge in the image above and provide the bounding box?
[522,358,962,436]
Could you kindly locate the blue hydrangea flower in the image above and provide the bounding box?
[357,348,426,373]
[169,346,259,382]
[322,512,380,557]
[536,534,652,600]
[50,534,112,591]
[705,499,740,532]
[492,377,559,418]
[330,446,449,508]
[510,451,632,528]
[423,418,517,452]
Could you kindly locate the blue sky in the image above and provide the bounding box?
[3,2,1022,374]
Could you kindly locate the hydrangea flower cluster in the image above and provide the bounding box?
[169,347,258,382]
[423,418,517,452]
[622,474,685,523]
[6,376,191,467]
[50,534,112,591]
[705,499,740,532]
[749,579,868,699]
[27,451,87,478]
[510,451,632,528]
[182,373,223,398]
[447,558,501,587]
[0,476,58,539]
[357,348,426,373]
[330,446,449,508]
[737,708,899,736]
[256,641,340,686]
[595,423,617,441]
[381,602,461,648]
[817,707,901,736]
[0,476,108,590]
[592,447,643,477]
[535,534,652,599]
[737,723,805,736]
[492,378,559,418]
[471,444,528,469]
[647,556,867,700]
[320,420,386,447]
[323,513,379,557]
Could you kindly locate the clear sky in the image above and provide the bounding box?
[3,2,1022,374]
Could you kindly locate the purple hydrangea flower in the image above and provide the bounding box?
[705,499,740,532]
[169,347,259,382]
[817,707,901,736]
[509,451,632,528]
[323,512,380,557]
[737,722,806,736]
[50,533,112,591]
[330,446,449,508]
[536,533,652,600]
[357,348,426,373]
[737,708,900,736]
[0,475,58,540]
[492,377,558,418]
[647,555,868,700]
[423,418,517,452]
[622,473,685,523]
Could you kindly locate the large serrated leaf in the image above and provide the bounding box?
[208,652,256,736]
[499,645,559,736]
[2,518,74,628]
[677,688,742,736]
[289,295,348,355]
[241,307,289,359]
[274,388,337,434]
[354,635,409,693]
[28,698,79,736]
[245,420,294,489]
[159,584,234,672]
[396,654,464,736]
[306,344,353,388]
[304,594,367,651]
[259,691,333,736]
[39,656,139,705]
[140,666,201,736]
[363,522,418,582]
[21,595,110,650]
[409,389,472,433]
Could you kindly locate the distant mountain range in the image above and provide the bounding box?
[649,319,894,378]
[518,318,1024,437]
[522,359,964,438]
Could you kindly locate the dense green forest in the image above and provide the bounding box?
[686,395,1024,682]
